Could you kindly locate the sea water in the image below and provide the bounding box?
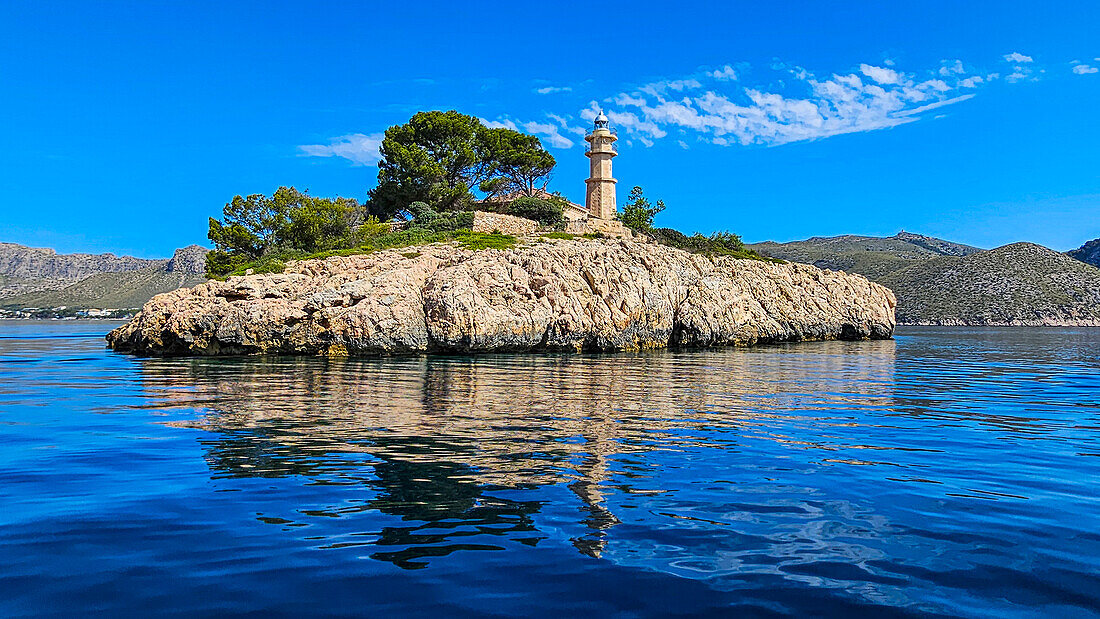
[1,320,1098,616]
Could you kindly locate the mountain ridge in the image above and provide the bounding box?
[1068,237,1100,268]
[749,233,1100,326]
[0,243,208,310]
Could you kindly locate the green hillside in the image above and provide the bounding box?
[2,267,205,310]
[748,232,981,280]
[750,232,1100,325]
[880,243,1100,325]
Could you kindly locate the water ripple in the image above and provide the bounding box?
[0,322,1098,616]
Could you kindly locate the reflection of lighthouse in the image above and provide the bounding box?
[584,111,618,220]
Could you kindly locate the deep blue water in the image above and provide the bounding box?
[1,320,1098,617]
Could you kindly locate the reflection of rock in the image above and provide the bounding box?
[108,238,895,355]
[146,343,897,566]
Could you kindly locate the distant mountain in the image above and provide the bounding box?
[0,242,162,297]
[750,233,1100,326]
[1068,238,1100,268]
[748,232,981,280]
[881,243,1100,325]
[0,244,208,311]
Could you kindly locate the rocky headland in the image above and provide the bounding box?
[106,238,895,356]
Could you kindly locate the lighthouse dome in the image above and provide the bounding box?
[593,111,609,130]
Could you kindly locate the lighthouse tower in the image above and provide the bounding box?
[584,111,618,220]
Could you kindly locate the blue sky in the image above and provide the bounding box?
[1,1,1097,257]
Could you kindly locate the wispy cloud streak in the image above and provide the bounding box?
[298,133,384,165]
[598,60,992,147]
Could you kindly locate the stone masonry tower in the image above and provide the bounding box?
[584,111,618,219]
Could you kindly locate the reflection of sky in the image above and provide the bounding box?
[124,329,1100,613]
[4,324,1100,615]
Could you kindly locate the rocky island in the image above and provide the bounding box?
[106,237,895,356]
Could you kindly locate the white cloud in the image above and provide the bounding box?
[677,140,689,149]
[708,65,738,81]
[535,85,572,95]
[547,113,587,135]
[860,63,901,84]
[298,133,384,166]
[898,94,976,117]
[1073,64,1098,75]
[483,116,576,149]
[599,58,992,148]
[1004,52,1034,63]
[939,59,965,76]
[639,78,703,96]
[1001,52,1039,83]
[482,118,518,130]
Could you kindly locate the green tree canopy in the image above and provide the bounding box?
[617,186,666,232]
[368,111,557,219]
[368,110,484,218]
[477,127,556,200]
[206,187,364,277]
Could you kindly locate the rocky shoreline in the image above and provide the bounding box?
[106,238,896,356]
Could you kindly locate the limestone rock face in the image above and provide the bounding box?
[106,239,896,356]
[166,245,209,274]
[1069,237,1100,268]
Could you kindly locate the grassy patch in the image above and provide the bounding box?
[540,231,577,240]
[455,231,517,250]
[581,232,606,239]
[229,256,287,277]
[216,228,517,277]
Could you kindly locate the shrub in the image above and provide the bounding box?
[617,186,665,232]
[507,196,564,227]
[649,227,779,262]
[229,256,287,277]
[406,201,433,220]
[405,202,474,232]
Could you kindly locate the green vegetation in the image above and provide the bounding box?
[617,186,666,233]
[877,242,1100,324]
[540,231,577,240]
[1,268,205,310]
[207,192,517,278]
[747,232,982,280]
[206,187,367,277]
[650,228,780,262]
[200,114,765,277]
[476,128,556,201]
[610,185,774,262]
[507,196,565,227]
[368,110,556,219]
[455,231,517,250]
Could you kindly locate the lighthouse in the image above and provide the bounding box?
[584,111,618,220]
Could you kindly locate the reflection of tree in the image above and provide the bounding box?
[140,341,898,568]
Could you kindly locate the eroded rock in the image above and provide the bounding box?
[106,238,896,355]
